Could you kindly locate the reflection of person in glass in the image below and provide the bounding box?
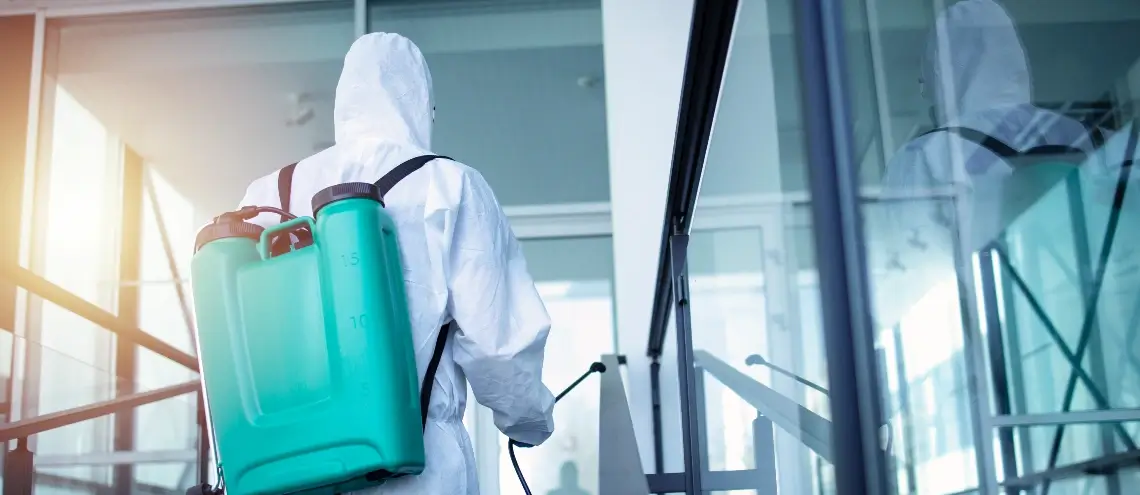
[873,0,1091,324]
[547,461,590,495]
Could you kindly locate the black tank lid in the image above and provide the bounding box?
[194,221,265,253]
[312,182,383,216]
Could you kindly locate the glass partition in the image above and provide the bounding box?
[843,0,1140,492]
[680,0,840,492]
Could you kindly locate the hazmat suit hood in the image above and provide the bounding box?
[334,32,434,151]
[922,0,1031,125]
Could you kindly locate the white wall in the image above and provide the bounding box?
[601,0,693,474]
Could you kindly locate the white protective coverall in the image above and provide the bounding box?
[869,0,1092,327]
[237,32,556,494]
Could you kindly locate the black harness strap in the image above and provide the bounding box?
[924,126,1087,162]
[924,126,1020,158]
[277,163,298,217]
[420,324,450,429]
[373,154,453,430]
[375,155,452,200]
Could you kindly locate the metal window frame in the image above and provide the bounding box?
[641,0,896,494]
[112,145,145,495]
[791,0,889,493]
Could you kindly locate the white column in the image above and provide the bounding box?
[601,0,693,474]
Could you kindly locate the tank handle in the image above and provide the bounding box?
[258,216,316,260]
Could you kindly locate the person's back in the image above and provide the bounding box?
[872,0,1093,326]
[238,32,556,494]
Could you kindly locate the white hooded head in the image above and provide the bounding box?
[921,0,1031,125]
[333,32,434,151]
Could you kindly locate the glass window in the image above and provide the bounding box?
[19,82,124,488]
[473,235,615,495]
[138,167,196,356]
[843,0,1140,492]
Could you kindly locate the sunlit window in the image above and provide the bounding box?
[34,85,122,486]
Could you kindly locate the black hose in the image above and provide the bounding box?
[508,440,533,495]
[508,362,607,495]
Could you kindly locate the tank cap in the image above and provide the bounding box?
[194,220,265,253]
[312,182,383,216]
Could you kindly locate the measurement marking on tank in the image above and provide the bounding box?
[342,252,360,266]
[350,314,369,328]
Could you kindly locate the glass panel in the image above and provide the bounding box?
[490,236,615,495]
[686,0,836,493]
[138,167,196,353]
[39,87,122,310]
[844,0,1140,492]
[2,331,195,491]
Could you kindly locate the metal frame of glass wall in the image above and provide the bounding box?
[645,1,1140,494]
[645,0,887,493]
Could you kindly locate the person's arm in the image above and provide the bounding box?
[446,170,556,447]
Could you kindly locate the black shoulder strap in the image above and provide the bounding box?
[277,163,298,219]
[925,127,1087,161]
[420,324,450,430]
[382,156,455,430]
[375,155,451,200]
[924,126,1020,158]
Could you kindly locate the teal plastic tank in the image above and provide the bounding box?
[191,182,423,495]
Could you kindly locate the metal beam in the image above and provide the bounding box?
[0,380,197,442]
[0,264,199,371]
[992,409,1140,427]
[1002,450,1140,489]
[113,145,144,495]
[35,449,197,466]
[598,354,650,495]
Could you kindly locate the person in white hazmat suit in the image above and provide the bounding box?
[237,32,556,494]
[870,0,1093,327]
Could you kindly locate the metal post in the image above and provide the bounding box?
[353,0,368,38]
[753,415,777,494]
[650,356,664,474]
[670,232,703,494]
[113,146,144,495]
[197,391,210,485]
[3,438,33,495]
[792,0,889,493]
[1063,174,1121,495]
[889,325,918,494]
[694,364,709,475]
[952,256,999,495]
[978,248,1018,493]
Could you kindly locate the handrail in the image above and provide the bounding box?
[646,0,740,359]
[597,354,650,495]
[0,380,198,442]
[0,263,199,371]
[693,350,833,463]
